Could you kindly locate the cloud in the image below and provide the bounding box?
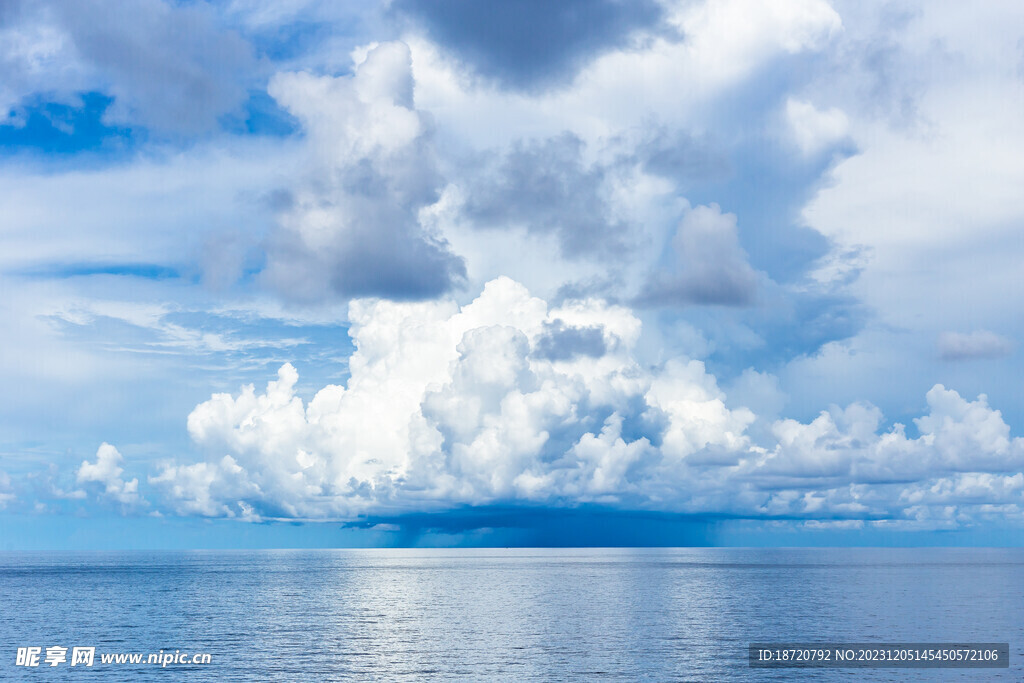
[458,133,629,259]
[532,320,608,361]
[0,0,83,121]
[0,470,14,509]
[392,0,666,91]
[671,0,842,86]
[260,41,466,301]
[4,1,1023,540]
[1,0,257,135]
[829,2,927,128]
[345,505,716,546]
[404,0,844,153]
[757,384,1024,488]
[637,203,760,306]
[76,442,144,506]
[938,330,1014,361]
[154,277,751,517]
[785,98,850,155]
[793,3,1024,417]
[899,473,1024,507]
[633,127,731,184]
[149,278,1024,530]
[149,455,259,519]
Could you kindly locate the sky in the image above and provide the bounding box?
[1,0,1023,549]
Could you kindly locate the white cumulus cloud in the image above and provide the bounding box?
[148,278,1024,530]
[77,442,145,506]
[154,277,752,517]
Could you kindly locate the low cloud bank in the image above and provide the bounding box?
[144,278,1023,530]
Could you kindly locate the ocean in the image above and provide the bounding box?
[1,548,1021,680]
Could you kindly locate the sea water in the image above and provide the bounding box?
[1,548,1021,680]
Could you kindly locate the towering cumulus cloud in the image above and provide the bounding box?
[262,42,465,301]
[153,279,1024,529]
[160,278,748,518]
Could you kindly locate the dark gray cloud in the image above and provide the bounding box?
[341,505,715,547]
[54,0,257,134]
[637,204,759,307]
[392,0,665,91]
[1,0,256,135]
[640,270,757,308]
[461,133,628,258]
[632,128,731,185]
[264,196,466,301]
[532,320,607,361]
[259,42,465,302]
[260,149,466,301]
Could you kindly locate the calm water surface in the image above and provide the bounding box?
[0,548,1021,680]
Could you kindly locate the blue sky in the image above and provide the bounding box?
[2,0,1024,548]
